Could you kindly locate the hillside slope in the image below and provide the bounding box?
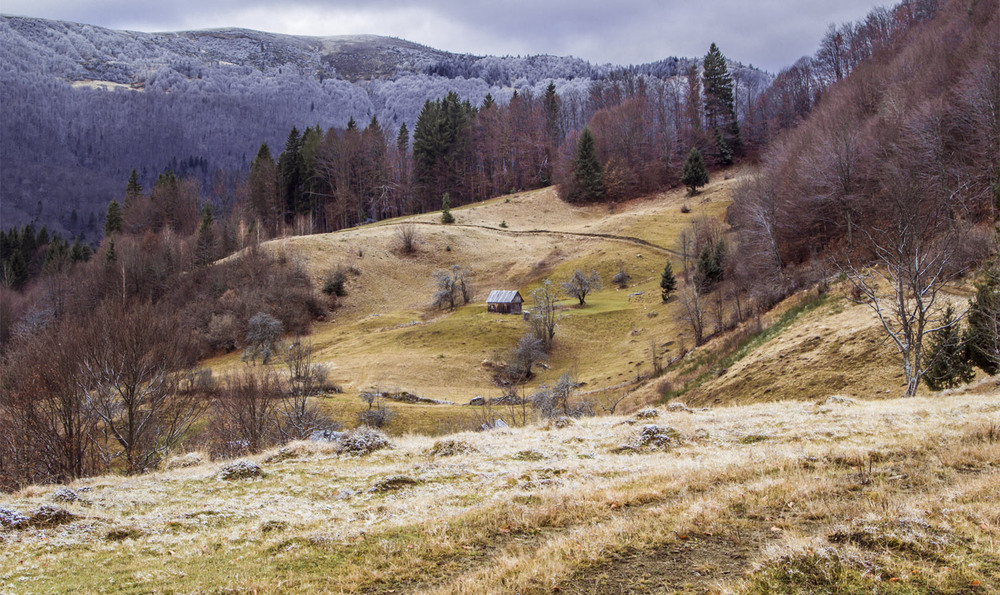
[197,172,973,427]
[2,392,996,593]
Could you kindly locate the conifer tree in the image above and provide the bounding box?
[7,249,28,290]
[125,169,143,204]
[660,261,677,302]
[248,143,279,235]
[702,43,741,162]
[278,127,303,221]
[571,128,605,202]
[440,193,455,224]
[681,148,709,195]
[104,238,116,265]
[923,305,975,390]
[104,200,123,236]
[967,267,1000,374]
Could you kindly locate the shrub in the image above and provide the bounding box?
[336,427,390,455]
[322,267,348,297]
[612,265,631,289]
[219,460,263,481]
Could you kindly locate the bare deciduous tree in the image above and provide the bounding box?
[839,149,968,397]
[280,339,334,440]
[81,302,203,474]
[677,283,708,346]
[396,223,419,254]
[561,269,602,305]
[213,367,282,455]
[529,279,560,350]
[432,265,472,310]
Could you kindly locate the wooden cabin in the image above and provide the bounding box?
[486,290,523,314]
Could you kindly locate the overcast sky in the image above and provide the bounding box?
[3,0,889,71]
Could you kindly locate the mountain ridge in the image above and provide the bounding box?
[1,15,724,239]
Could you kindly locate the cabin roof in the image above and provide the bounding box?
[486,290,522,304]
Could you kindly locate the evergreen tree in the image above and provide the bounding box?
[702,43,741,162]
[7,249,28,290]
[923,305,975,390]
[695,239,726,289]
[571,128,605,202]
[125,168,143,204]
[196,203,215,265]
[248,143,279,235]
[278,127,303,221]
[681,147,709,194]
[104,199,123,236]
[660,261,677,302]
[70,239,92,263]
[412,92,473,208]
[482,94,496,110]
[967,267,1000,374]
[104,238,116,265]
[543,82,561,146]
[440,193,455,224]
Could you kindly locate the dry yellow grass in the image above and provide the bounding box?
[3,391,997,593]
[200,173,977,434]
[204,181,737,406]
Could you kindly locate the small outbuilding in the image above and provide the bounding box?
[486,290,523,315]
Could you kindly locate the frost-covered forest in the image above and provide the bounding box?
[0,16,729,239]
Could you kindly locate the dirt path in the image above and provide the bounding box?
[402,220,684,257]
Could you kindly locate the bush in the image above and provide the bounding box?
[427,439,476,457]
[322,267,348,297]
[219,460,263,481]
[612,265,631,289]
[337,427,390,455]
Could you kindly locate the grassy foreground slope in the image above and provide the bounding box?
[2,393,997,593]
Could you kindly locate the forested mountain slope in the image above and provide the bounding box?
[0,16,711,240]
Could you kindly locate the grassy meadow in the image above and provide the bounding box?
[2,393,997,593]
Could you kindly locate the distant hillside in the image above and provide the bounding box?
[0,16,721,240]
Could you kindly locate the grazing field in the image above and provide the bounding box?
[202,174,933,432]
[2,392,997,593]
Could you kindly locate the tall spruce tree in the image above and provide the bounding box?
[278,127,303,221]
[248,143,279,235]
[681,147,709,194]
[702,43,741,163]
[104,200,123,236]
[571,128,605,202]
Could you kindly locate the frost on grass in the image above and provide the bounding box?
[369,475,418,493]
[336,427,390,455]
[547,416,575,429]
[50,487,81,503]
[165,452,205,469]
[26,504,77,528]
[612,424,683,453]
[634,408,660,419]
[512,450,545,461]
[105,527,144,541]
[426,439,476,457]
[666,402,695,413]
[261,520,288,533]
[1,507,29,530]
[824,395,856,407]
[219,460,263,481]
